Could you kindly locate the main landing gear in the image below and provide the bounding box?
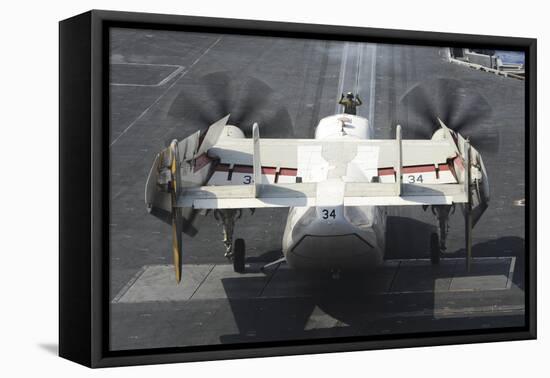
[213,209,252,273]
[233,238,246,273]
[428,204,455,265]
[430,232,440,265]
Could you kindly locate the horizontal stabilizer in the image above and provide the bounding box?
[176,182,468,209]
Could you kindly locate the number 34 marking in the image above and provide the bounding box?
[321,209,336,219]
[407,174,423,183]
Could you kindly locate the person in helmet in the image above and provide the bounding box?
[338,92,362,115]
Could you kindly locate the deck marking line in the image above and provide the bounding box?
[109,37,222,147]
[111,265,148,303]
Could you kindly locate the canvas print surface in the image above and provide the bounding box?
[108,27,526,351]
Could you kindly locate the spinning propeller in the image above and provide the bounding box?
[158,71,295,282]
[153,116,229,282]
[394,78,499,154]
[394,78,493,267]
[168,70,294,137]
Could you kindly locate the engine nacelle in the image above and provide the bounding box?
[314,114,372,140]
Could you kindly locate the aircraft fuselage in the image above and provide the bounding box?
[282,114,387,271]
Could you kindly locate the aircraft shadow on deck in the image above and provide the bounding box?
[218,233,525,345]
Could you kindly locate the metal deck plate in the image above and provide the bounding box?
[112,257,516,303]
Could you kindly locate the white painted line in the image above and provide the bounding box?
[306,305,524,323]
[355,43,363,95]
[155,66,185,86]
[334,42,376,124]
[368,44,377,128]
[335,42,349,114]
[386,260,401,294]
[110,63,185,87]
[432,304,524,319]
[111,62,180,67]
[189,264,216,300]
[109,37,223,148]
[506,256,516,289]
[113,264,215,303]
[389,256,512,262]
[111,265,147,303]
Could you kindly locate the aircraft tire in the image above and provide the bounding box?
[233,238,246,273]
[430,232,441,264]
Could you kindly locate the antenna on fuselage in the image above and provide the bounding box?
[337,116,352,135]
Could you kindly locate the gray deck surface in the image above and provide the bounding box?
[113,257,516,303]
[108,28,526,351]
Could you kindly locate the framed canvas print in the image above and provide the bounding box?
[59,10,536,367]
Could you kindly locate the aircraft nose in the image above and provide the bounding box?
[286,233,382,270]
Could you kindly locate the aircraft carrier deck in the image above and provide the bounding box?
[108,28,526,351]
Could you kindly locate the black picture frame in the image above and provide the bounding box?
[59,9,537,368]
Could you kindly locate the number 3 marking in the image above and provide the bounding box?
[243,175,252,184]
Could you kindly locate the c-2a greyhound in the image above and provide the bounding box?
[145,107,489,283]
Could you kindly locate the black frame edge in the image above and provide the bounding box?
[91,9,108,368]
[527,38,537,340]
[58,9,537,368]
[96,331,534,368]
[59,11,93,367]
[89,9,535,48]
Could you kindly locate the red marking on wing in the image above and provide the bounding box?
[233,165,253,173]
[194,153,214,172]
[402,165,436,174]
[379,164,451,176]
[453,155,464,170]
[378,168,395,176]
[447,157,462,181]
[217,165,288,175]
[279,168,298,176]
[214,163,230,172]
